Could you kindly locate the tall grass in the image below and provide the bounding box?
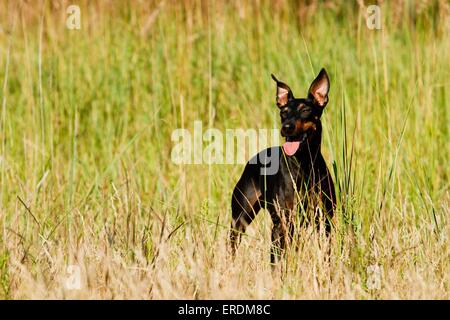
[0,0,448,299]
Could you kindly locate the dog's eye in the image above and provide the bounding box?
[300,108,311,119]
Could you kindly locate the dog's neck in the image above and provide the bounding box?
[294,122,322,162]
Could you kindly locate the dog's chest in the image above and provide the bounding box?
[272,159,309,210]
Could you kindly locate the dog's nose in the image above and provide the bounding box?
[282,123,295,135]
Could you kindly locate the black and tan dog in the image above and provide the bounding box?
[230,68,336,263]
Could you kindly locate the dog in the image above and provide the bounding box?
[229,68,336,263]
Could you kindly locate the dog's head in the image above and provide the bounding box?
[271,68,330,156]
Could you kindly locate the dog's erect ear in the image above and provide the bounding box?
[271,74,293,108]
[308,68,330,108]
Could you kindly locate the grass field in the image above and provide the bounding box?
[0,0,448,299]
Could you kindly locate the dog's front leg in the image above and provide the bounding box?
[318,169,336,235]
[269,205,294,264]
[270,218,285,265]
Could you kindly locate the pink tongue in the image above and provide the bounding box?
[282,141,300,156]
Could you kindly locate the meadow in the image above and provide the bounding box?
[0,0,448,299]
